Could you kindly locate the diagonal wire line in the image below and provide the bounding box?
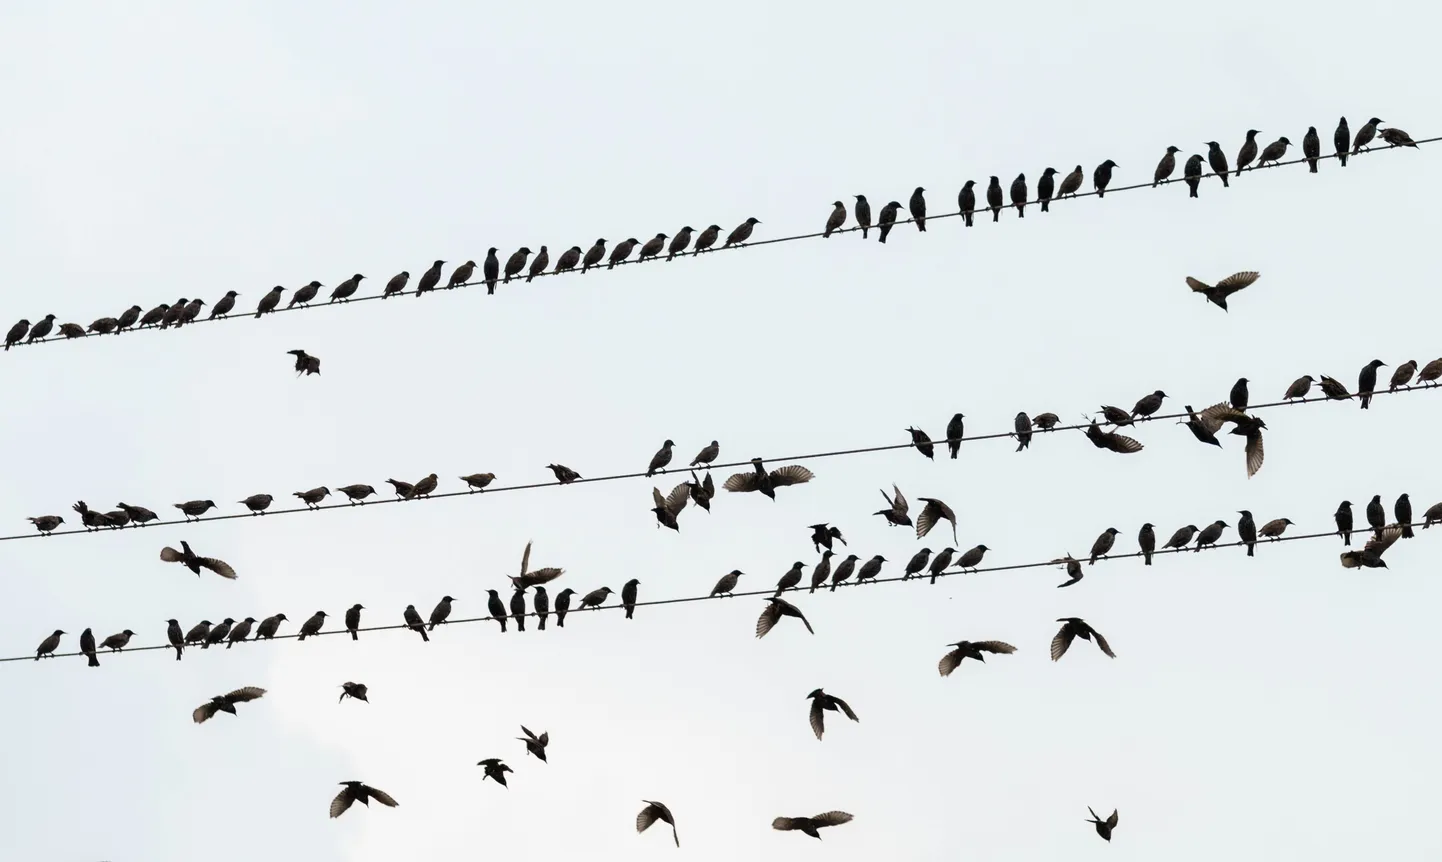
[9,382,1438,544]
[5,136,1434,352]
[5,515,1431,665]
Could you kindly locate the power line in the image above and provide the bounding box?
[8,515,1432,666]
[6,135,1433,353]
[12,382,1437,544]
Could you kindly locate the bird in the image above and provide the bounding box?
[1365,494,1387,540]
[622,579,640,619]
[1380,127,1418,148]
[1237,510,1258,557]
[239,493,273,514]
[138,303,169,327]
[876,200,901,242]
[35,629,64,659]
[5,318,30,350]
[906,426,935,460]
[1037,167,1058,212]
[1138,523,1156,565]
[182,620,211,648]
[1131,390,1167,419]
[79,628,99,667]
[955,543,988,574]
[56,322,85,339]
[99,630,134,652]
[294,486,331,508]
[460,473,496,492]
[286,349,320,376]
[1340,525,1404,569]
[340,682,368,703]
[581,239,607,272]
[1422,358,1442,386]
[806,688,859,740]
[916,497,958,543]
[382,271,409,298]
[725,217,761,247]
[986,176,1003,221]
[810,523,846,553]
[1335,500,1355,546]
[1357,358,1387,409]
[526,246,549,281]
[1088,527,1121,565]
[651,482,690,532]
[288,280,322,307]
[486,590,509,632]
[772,811,853,839]
[1352,117,1382,154]
[902,548,932,581]
[117,306,143,330]
[1051,617,1115,661]
[809,553,834,593]
[173,499,216,521]
[823,202,847,238]
[1229,377,1250,411]
[1256,136,1292,168]
[403,605,429,641]
[1184,404,1266,479]
[1097,405,1133,427]
[875,484,911,527]
[1205,141,1231,186]
[722,458,814,499]
[428,595,455,631]
[1058,165,1084,199]
[166,620,185,660]
[829,554,859,591]
[1055,554,1083,588]
[254,286,285,317]
[329,274,364,302]
[385,479,414,499]
[1389,360,1418,391]
[1283,375,1314,401]
[533,585,550,629]
[853,195,872,237]
[503,247,532,284]
[193,687,267,724]
[1319,375,1351,400]
[1303,126,1321,172]
[1014,412,1033,451]
[1087,808,1119,842]
[637,801,680,847]
[944,413,965,458]
[1154,146,1180,186]
[1183,153,1204,197]
[554,588,575,628]
[646,439,675,476]
[690,441,720,467]
[938,639,1016,676]
[1237,129,1261,175]
[775,562,805,595]
[1093,159,1118,197]
[336,484,377,504]
[226,617,256,648]
[547,463,582,484]
[756,597,814,637]
[693,224,721,253]
[1195,519,1229,551]
[508,539,565,590]
[443,260,476,292]
[509,588,527,632]
[579,586,614,611]
[476,758,513,788]
[1164,525,1199,552]
[1082,419,1144,455]
[909,187,927,230]
[297,611,327,640]
[160,541,237,579]
[1334,117,1351,166]
[415,260,447,298]
[1397,493,1415,539]
[1006,173,1028,217]
[666,228,694,260]
[957,181,976,226]
[551,245,581,275]
[330,782,398,818]
[27,515,64,534]
[257,613,288,639]
[855,554,886,585]
[1187,271,1260,312]
[25,314,57,342]
[400,473,437,500]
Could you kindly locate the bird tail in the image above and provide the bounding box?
[1220,173,1230,187]
[351,630,358,641]
[88,653,100,668]
[1403,523,1415,539]
[1097,188,1104,199]
[917,221,926,232]
[1339,153,1348,167]
[1189,185,1198,199]
[174,645,183,661]
[427,622,435,631]
[1309,160,1318,174]
[1247,544,1254,557]
[419,628,430,642]
[517,619,525,632]
[1040,200,1049,213]
[991,209,999,223]
[1144,553,1152,566]
[557,616,565,628]
[1017,206,1024,218]
[625,607,634,620]
[538,617,546,630]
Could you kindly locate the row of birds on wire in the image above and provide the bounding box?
[3,117,1424,353]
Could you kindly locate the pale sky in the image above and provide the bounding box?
[3,2,1441,860]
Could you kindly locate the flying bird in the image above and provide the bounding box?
[1081,419,1143,454]
[938,640,1016,676]
[651,482,690,531]
[160,541,237,579]
[193,687,267,724]
[722,458,814,499]
[509,540,565,589]
[1186,271,1259,311]
[519,726,549,762]
[286,349,320,376]
[477,758,513,788]
[757,597,814,638]
[330,782,398,818]
[1341,525,1404,569]
[874,484,911,527]
[806,688,859,740]
[340,682,369,703]
[1054,554,1082,588]
[637,800,680,847]
[772,811,853,839]
[1051,617,1115,661]
[1087,807,1119,842]
[916,496,958,543]
[809,523,846,553]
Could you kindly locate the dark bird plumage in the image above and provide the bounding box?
[756,597,814,638]
[1009,173,1027,217]
[916,497,958,544]
[330,782,398,818]
[503,247,532,285]
[1380,127,1418,148]
[547,463,582,484]
[772,811,853,839]
[1357,358,1386,409]
[1087,807,1119,842]
[637,801,680,847]
[1092,159,1118,197]
[1334,117,1350,166]
[1014,412,1033,452]
[939,639,1016,676]
[985,176,1003,221]
[1396,493,1414,539]
[854,195,872,237]
[876,200,901,243]
[1051,617,1115,661]
[79,628,99,667]
[581,239,606,273]
[1205,141,1230,186]
[1153,146,1180,186]
[722,458,813,499]
[1237,510,1257,557]
[193,686,267,724]
[340,682,368,703]
[874,484,911,527]
[1036,167,1057,212]
[666,228,694,260]
[1187,271,1259,311]
[957,182,975,226]
[1088,527,1120,565]
[1138,523,1156,565]
[1352,117,1382,154]
[725,217,761,247]
[1256,136,1292,168]
[806,688,860,740]
[909,187,927,231]
[403,604,429,641]
[1303,126,1321,172]
[1236,129,1260,175]
[1183,153,1204,197]
[160,541,236,579]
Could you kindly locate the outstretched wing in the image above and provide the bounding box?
[636,803,660,833]
[192,702,219,724]
[916,498,957,542]
[329,788,355,818]
[664,482,691,516]
[890,484,908,516]
[976,640,1017,655]
[809,698,826,740]
[364,785,399,808]
[1051,626,1076,661]
[938,648,964,677]
[1243,431,1264,478]
[225,686,267,704]
[520,540,532,577]
[1215,271,1260,297]
[160,546,184,563]
[1102,432,1143,454]
[755,603,781,639]
[769,464,814,488]
[724,471,762,493]
[772,817,801,831]
[1365,525,1405,558]
[813,811,854,827]
[199,556,238,579]
[832,696,859,722]
[1197,402,1245,436]
[1185,276,1213,294]
[1091,629,1117,658]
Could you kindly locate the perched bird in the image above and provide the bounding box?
[943,413,965,459]
[876,200,902,242]
[554,245,582,274]
[526,246,549,281]
[1340,525,1404,569]
[621,579,640,619]
[1093,159,1118,197]
[775,562,805,595]
[382,271,409,298]
[5,319,30,350]
[27,314,57,341]
[297,611,328,641]
[986,176,1003,221]
[1183,153,1204,197]
[1180,405,1221,447]
[810,523,846,553]
[79,628,99,668]
[182,620,212,647]
[225,617,256,648]
[722,458,814,499]
[772,811,853,839]
[138,304,169,327]
[160,541,237,579]
[809,553,834,593]
[239,493,273,514]
[256,613,288,640]
[336,484,377,503]
[503,247,532,284]
[579,586,614,611]
[403,605,429,641]
[99,630,134,652]
[294,486,331,508]
[1014,412,1033,451]
[448,260,478,291]
[404,473,438,499]
[329,274,364,302]
[547,463,582,484]
[340,682,369,703]
[57,322,86,339]
[1138,523,1156,565]
[829,554,859,591]
[651,482,690,531]
[122,502,161,524]
[1055,554,1082,588]
[454,473,496,493]
[853,195,872,237]
[428,595,455,631]
[1422,358,1442,385]
[193,687,267,724]
[1088,527,1121,565]
[1397,493,1414,539]
[1082,419,1144,454]
[1057,165,1084,199]
[1051,617,1115,661]
[855,554,886,585]
[1380,127,1418,148]
[1423,502,1442,529]
[1098,405,1132,427]
[554,588,575,628]
[1303,126,1321,172]
[161,300,190,329]
[1033,412,1061,430]
[581,239,607,272]
[666,228,694,260]
[1237,510,1258,557]
[486,590,509,632]
[1319,375,1351,400]
[637,801,680,847]
[939,639,1017,676]
[1087,808,1119,842]
[1195,519,1228,551]
[1357,358,1387,409]
[1334,117,1351,166]
[957,181,976,226]
[756,597,814,637]
[255,286,285,317]
[1256,136,1292,168]
[509,540,565,589]
[646,439,675,476]
[1010,174,1027,217]
[1352,117,1382,154]
[916,497,958,544]
[385,479,414,499]
[35,629,65,659]
[1283,375,1314,401]
[1153,146,1180,186]
[173,499,216,520]
[415,259,446,298]
[693,224,722,253]
[689,441,719,467]
[166,619,185,660]
[1130,390,1167,419]
[823,202,847,238]
[288,280,322,307]
[725,217,761,247]
[607,238,639,270]
[1236,129,1261,175]
[534,586,550,629]
[906,426,935,460]
[286,349,320,376]
[875,484,911,527]
[117,305,143,330]
[1037,167,1058,212]
[1389,360,1418,391]
[902,548,932,581]
[1205,141,1231,186]
[909,187,927,231]
[477,758,513,788]
[1365,494,1387,539]
[330,782,398,818]
[711,569,744,597]
[1229,377,1250,410]
[509,588,527,631]
[1335,500,1355,546]
[1187,271,1260,312]
[955,543,988,574]
[807,688,859,740]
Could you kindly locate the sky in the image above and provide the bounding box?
[2,2,1440,860]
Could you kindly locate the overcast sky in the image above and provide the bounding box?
[2,2,1440,860]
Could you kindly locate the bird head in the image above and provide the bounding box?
[1166,146,1180,154]
[807,688,824,698]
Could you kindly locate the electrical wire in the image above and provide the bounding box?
[6,135,1434,352]
[7,514,1432,665]
[11,382,1438,544]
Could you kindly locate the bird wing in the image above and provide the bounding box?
[160,546,184,563]
[519,567,564,587]
[891,484,909,515]
[225,686,267,704]
[1364,526,1405,558]
[329,789,355,818]
[364,785,399,807]
[702,471,714,496]
[809,698,826,740]
[1102,432,1144,454]
[198,556,238,579]
[977,640,1018,655]
[192,702,219,724]
[755,603,781,639]
[769,464,814,487]
[1092,629,1117,658]
[652,486,667,510]
[1107,809,1120,828]
[637,804,660,833]
[938,649,964,677]
[665,482,691,516]
[813,811,854,827]
[772,817,800,831]
[1185,276,1213,293]
[1244,431,1264,478]
[1215,271,1260,297]
[520,540,532,577]
[832,696,858,722]
[520,725,538,742]
[723,471,762,493]
[916,498,957,542]
[786,602,816,634]
[1050,626,1076,661]
[1197,402,1245,436]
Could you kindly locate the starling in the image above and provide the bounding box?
[403,604,429,641]
[404,473,439,499]
[909,186,927,230]
[485,590,509,632]
[509,588,527,631]
[809,553,837,593]
[772,811,852,839]
[526,246,549,281]
[203,618,234,648]
[509,540,565,589]
[1087,808,1119,842]
[646,439,675,476]
[1256,136,1292,168]
[1352,117,1382,154]
[88,317,116,336]
[340,682,369,703]
[689,441,719,467]
[855,554,886,584]
[183,620,212,646]
[286,349,320,376]
[1195,519,1228,551]
[1225,377,1249,410]
[1032,413,1060,430]
[582,239,607,272]
[1009,173,1027,217]
[382,271,409,298]
[902,548,932,581]
[1038,167,1058,212]
[1187,270,1260,312]
[916,497,958,544]
[955,543,988,574]
[330,782,398,818]
[938,639,1017,676]
[807,688,859,741]
[534,586,550,629]
[1058,165,1084,199]
[907,426,935,460]
[25,314,56,342]
[503,247,532,284]
[1183,153,1204,197]
[1389,360,1417,391]
[711,569,744,597]
[1237,129,1260,175]
[1334,117,1351,166]
[1051,617,1115,661]
[853,195,872,237]
[293,486,331,508]
[1335,500,1355,546]
[1380,127,1417,148]
[1055,554,1082,588]
[693,225,721,253]
[621,578,640,619]
[554,246,583,273]
[957,181,976,226]
[158,298,189,328]
[775,561,805,595]
[35,629,64,659]
[1283,375,1314,401]
[722,457,813,499]
[1014,412,1033,452]
[99,629,134,652]
[1163,525,1198,552]
[1365,494,1386,539]
[257,613,289,640]
[336,484,377,503]
[579,586,614,612]
[943,413,965,459]
[823,202,847,238]
[288,280,322,307]
[1237,510,1258,557]
[828,554,859,591]
[329,274,365,302]
[447,260,478,292]
[460,473,496,492]
[166,619,185,660]
[1424,359,1442,386]
[724,217,761,247]
[1397,493,1414,539]
[554,588,575,627]
[193,687,267,724]
[1340,525,1403,569]
[687,471,715,512]
[1131,390,1167,419]
[139,304,168,327]
[1082,419,1144,454]
[758,597,814,637]
[877,200,901,242]
[102,508,129,528]
[666,228,694,260]
[637,233,667,263]
[79,628,99,667]
[1205,141,1231,186]
[985,176,1003,221]
[1318,375,1351,400]
[1357,358,1386,409]
[1424,502,1442,529]
[297,611,328,640]
[651,482,690,531]
[254,286,285,317]
[428,595,455,631]
[1303,126,1321,172]
[1138,523,1156,565]
[415,259,446,298]
[73,501,108,531]
[548,463,582,484]
[57,322,86,339]
[1093,159,1118,197]
[1153,146,1180,186]
[1088,527,1120,564]
[1258,518,1294,540]
[117,305,142,331]
[1098,405,1133,427]
[385,479,414,499]
[637,801,679,847]
[875,484,911,527]
[519,726,549,762]
[607,238,639,270]
[160,541,237,579]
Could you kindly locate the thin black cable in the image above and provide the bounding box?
[6,516,1428,665]
[6,136,1433,351]
[11,383,1437,544]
